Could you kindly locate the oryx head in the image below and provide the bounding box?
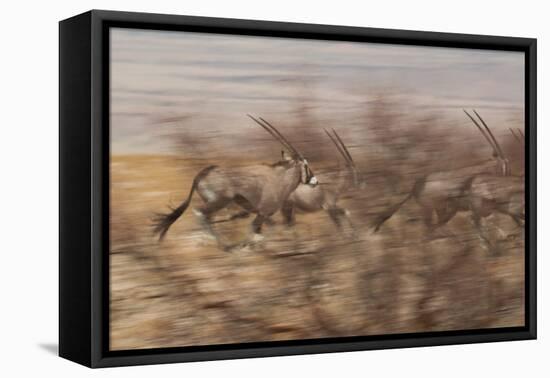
[464,109,511,176]
[247,115,318,186]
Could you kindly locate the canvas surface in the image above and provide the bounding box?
[109,28,525,351]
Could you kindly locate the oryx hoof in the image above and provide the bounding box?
[221,239,249,252]
[203,233,217,241]
[192,208,204,218]
[222,243,238,253]
[241,234,265,250]
[430,234,447,241]
[251,233,265,243]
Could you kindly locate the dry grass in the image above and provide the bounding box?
[109,149,524,351]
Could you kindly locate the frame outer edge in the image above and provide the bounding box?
[90,10,107,368]
[59,11,93,368]
[528,38,537,339]
[89,9,535,48]
[75,9,537,368]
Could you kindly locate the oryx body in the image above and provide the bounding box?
[374,110,521,236]
[466,174,525,226]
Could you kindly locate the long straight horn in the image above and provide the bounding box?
[464,109,499,158]
[510,128,521,143]
[332,129,355,167]
[473,110,505,158]
[247,114,293,154]
[324,128,350,165]
[258,117,303,159]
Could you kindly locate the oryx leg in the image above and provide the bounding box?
[428,203,460,240]
[223,213,269,251]
[435,205,458,227]
[487,207,524,242]
[327,206,357,239]
[469,197,512,253]
[496,208,525,227]
[252,214,268,235]
[421,206,434,229]
[470,212,497,253]
[419,205,438,241]
[281,202,296,227]
[327,207,344,229]
[229,210,251,220]
[421,202,459,243]
[194,197,232,247]
[233,195,275,226]
[210,210,250,224]
[507,211,525,240]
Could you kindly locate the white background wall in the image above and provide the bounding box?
[0,0,546,376]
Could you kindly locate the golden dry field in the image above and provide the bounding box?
[110,152,524,351]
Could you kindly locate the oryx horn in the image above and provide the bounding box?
[464,109,501,158]
[324,128,354,167]
[258,116,304,160]
[510,128,521,143]
[473,110,505,159]
[247,114,296,157]
[332,128,355,167]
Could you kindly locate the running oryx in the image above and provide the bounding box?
[457,126,525,239]
[223,125,359,234]
[280,128,358,233]
[373,109,522,236]
[152,115,318,250]
[462,123,525,237]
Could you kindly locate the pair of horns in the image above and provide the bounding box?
[464,109,505,159]
[324,128,354,167]
[510,128,525,143]
[247,115,304,160]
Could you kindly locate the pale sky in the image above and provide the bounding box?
[110,28,524,154]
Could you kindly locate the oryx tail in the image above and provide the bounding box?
[152,165,217,241]
[373,177,426,232]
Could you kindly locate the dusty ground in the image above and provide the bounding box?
[109,154,524,351]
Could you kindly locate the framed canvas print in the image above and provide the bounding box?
[59,10,536,368]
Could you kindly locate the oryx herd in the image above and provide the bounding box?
[152,110,525,252]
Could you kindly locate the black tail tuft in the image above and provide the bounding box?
[151,202,189,241]
[151,165,217,241]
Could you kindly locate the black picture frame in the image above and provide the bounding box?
[59,9,537,368]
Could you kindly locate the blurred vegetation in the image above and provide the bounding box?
[110,100,524,350]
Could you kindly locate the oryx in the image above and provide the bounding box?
[280,128,358,232]
[457,126,526,242]
[462,124,525,238]
[373,109,519,235]
[152,115,317,250]
[465,174,524,230]
[222,126,359,234]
